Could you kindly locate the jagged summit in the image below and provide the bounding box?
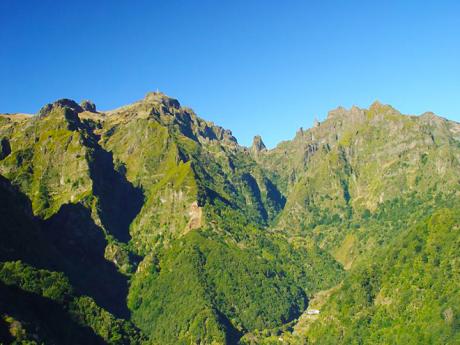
[326,105,346,119]
[325,101,405,124]
[37,98,99,119]
[80,100,97,112]
[113,91,239,145]
[368,99,400,115]
[1,91,460,344]
[144,91,181,109]
[28,95,458,159]
[38,98,83,117]
[369,99,383,108]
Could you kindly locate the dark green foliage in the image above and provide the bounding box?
[128,231,307,344]
[0,261,143,345]
[306,206,460,344]
[1,95,459,345]
[203,200,344,294]
[0,172,132,318]
[0,261,73,303]
[43,203,131,318]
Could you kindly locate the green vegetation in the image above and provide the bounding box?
[305,206,460,344]
[1,94,459,344]
[128,230,308,344]
[0,261,143,345]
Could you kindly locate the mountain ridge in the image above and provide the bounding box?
[1,92,459,344]
[5,95,458,150]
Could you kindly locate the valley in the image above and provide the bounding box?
[0,92,459,344]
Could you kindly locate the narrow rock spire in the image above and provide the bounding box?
[251,135,267,153]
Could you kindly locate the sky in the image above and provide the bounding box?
[1,1,459,147]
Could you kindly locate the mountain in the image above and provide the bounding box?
[302,206,460,344]
[256,102,460,268]
[243,206,460,345]
[0,93,459,344]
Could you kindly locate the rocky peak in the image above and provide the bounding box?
[326,101,404,124]
[369,100,383,109]
[420,111,436,118]
[53,99,84,113]
[38,99,83,117]
[37,99,82,130]
[327,106,347,120]
[80,100,97,112]
[210,126,237,144]
[251,135,267,153]
[419,111,450,129]
[327,105,366,124]
[144,91,181,109]
[368,100,400,116]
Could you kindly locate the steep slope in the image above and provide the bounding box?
[2,95,458,345]
[96,93,343,343]
[99,92,287,252]
[241,103,460,345]
[255,102,460,267]
[0,174,143,345]
[0,93,343,344]
[242,205,460,345]
[0,100,140,317]
[303,206,460,344]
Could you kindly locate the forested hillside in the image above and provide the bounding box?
[0,93,459,344]
[305,206,460,344]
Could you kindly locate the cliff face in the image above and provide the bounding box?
[1,94,459,344]
[254,101,460,265]
[251,135,267,154]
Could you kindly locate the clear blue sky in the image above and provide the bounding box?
[1,1,459,147]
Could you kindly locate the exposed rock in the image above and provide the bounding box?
[327,105,366,123]
[327,106,347,119]
[53,99,84,113]
[104,243,133,274]
[419,111,446,126]
[37,103,53,117]
[136,254,156,274]
[38,99,84,117]
[1,92,459,344]
[368,100,400,117]
[63,108,82,130]
[145,91,181,109]
[251,135,267,153]
[164,97,180,109]
[222,128,237,143]
[443,307,454,324]
[80,100,97,112]
[186,201,202,231]
[210,126,237,144]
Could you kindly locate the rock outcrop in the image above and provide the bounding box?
[80,100,97,112]
[251,135,267,153]
[38,99,84,117]
[2,93,459,345]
